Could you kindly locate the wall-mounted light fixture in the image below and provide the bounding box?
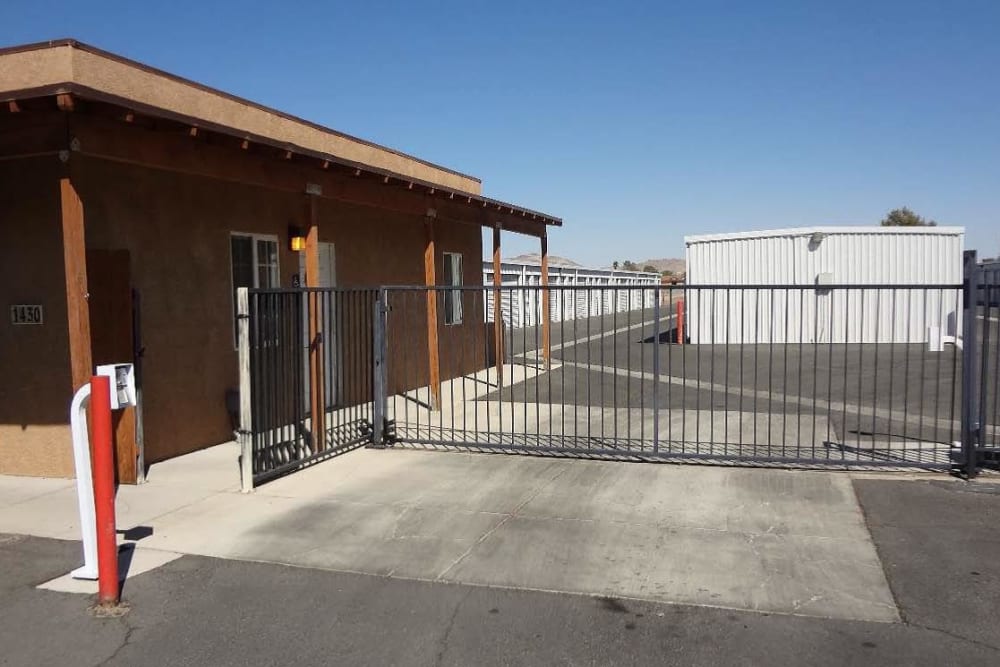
[289,226,306,252]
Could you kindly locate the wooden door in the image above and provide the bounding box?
[87,249,138,484]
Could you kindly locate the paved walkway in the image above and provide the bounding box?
[0,445,897,621]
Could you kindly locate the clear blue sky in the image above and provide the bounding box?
[3,1,998,266]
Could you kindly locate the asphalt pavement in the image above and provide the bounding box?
[2,475,998,666]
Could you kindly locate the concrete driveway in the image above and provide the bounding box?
[0,444,898,622]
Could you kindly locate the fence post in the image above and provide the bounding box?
[652,285,661,454]
[237,287,254,492]
[960,250,980,478]
[540,234,551,370]
[372,289,388,447]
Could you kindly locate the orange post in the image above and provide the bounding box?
[676,299,685,345]
[90,375,119,606]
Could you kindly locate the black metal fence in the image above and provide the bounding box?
[238,287,377,487]
[238,252,998,487]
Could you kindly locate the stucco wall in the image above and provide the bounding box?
[0,158,75,477]
[77,157,484,467]
[0,128,486,478]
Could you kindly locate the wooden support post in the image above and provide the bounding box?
[424,216,441,410]
[492,224,503,383]
[305,194,325,451]
[60,177,93,392]
[540,234,551,370]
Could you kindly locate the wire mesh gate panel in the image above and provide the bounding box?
[379,282,967,469]
[238,287,377,487]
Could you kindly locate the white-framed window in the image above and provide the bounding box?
[443,252,463,325]
[230,232,280,344]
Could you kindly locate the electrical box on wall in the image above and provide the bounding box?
[96,363,136,410]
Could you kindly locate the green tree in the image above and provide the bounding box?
[881,207,937,227]
[661,269,674,277]
[612,261,620,270]
[642,264,658,273]
[622,260,638,271]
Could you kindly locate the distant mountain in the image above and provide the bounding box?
[609,257,686,275]
[638,258,686,274]
[505,253,583,268]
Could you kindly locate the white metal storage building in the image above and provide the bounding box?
[685,226,964,345]
[483,260,659,328]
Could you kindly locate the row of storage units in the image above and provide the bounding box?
[482,261,659,328]
[684,226,965,345]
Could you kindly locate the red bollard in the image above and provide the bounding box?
[676,299,685,345]
[90,374,119,606]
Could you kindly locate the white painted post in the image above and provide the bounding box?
[237,288,253,492]
[70,383,97,580]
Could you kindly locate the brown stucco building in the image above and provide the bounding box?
[0,40,560,480]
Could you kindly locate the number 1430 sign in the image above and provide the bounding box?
[10,304,43,325]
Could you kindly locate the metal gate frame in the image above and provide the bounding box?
[239,252,997,489]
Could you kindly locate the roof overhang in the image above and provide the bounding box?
[0,39,562,234]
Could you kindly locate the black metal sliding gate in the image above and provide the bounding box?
[380,281,969,470]
[239,251,997,487]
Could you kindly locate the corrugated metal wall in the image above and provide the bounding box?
[686,228,964,344]
[483,262,658,328]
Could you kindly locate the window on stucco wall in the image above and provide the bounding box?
[443,252,463,325]
[230,232,279,345]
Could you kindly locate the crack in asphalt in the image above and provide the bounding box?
[94,617,138,667]
[906,621,1000,654]
[434,587,473,667]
